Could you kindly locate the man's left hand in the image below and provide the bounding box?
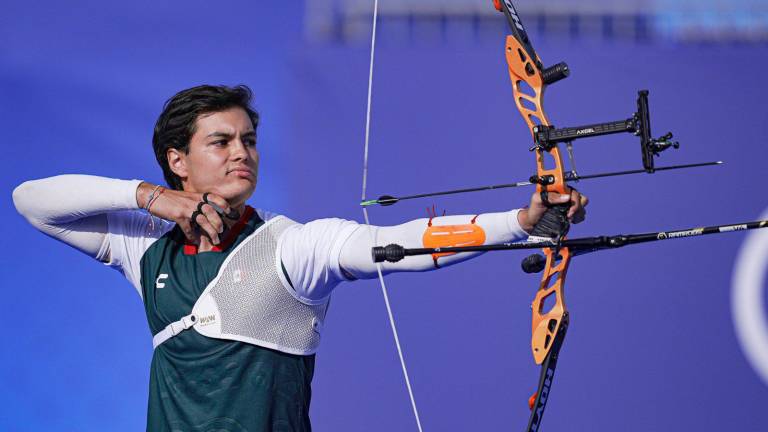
[518,188,589,233]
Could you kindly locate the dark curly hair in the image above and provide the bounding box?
[152,84,260,190]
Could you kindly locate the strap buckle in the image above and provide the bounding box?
[169,314,197,336]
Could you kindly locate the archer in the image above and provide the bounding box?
[13,84,587,431]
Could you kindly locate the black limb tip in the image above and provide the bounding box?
[542,62,569,85]
[372,244,406,263]
[522,253,547,273]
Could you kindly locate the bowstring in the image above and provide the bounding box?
[360,1,424,430]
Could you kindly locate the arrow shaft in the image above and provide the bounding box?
[361,161,722,206]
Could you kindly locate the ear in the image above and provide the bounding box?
[167,148,188,182]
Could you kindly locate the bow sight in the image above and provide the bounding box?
[530,90,679,177]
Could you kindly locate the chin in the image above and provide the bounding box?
[193,176,255,204]
[223,184,256,205]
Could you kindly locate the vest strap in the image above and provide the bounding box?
[152,314,196,348]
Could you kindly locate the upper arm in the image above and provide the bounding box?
[278,218,360,303]
[12,176,169,298]
[14,180,111,260]
[13,175,145,262]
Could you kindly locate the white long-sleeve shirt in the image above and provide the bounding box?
[13,175,529,303]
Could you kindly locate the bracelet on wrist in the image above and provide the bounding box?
[145,186,165,233]
[144,185,163,211]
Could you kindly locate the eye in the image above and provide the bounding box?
[212,140,227,147]
[245,138,257,147]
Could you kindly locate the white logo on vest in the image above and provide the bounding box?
[156,274,168,289]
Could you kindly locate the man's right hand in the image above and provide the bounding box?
[137,182,233,245]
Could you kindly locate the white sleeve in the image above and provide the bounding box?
[105,211,174,297]
[338,209,529,279]
[12,174,144,261]
[13,174,174,298]
[278,218,360,304]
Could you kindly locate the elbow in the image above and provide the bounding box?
[12,181,35,219]
[13,179,48,224]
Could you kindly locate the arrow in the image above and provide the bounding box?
[361,161,722,207]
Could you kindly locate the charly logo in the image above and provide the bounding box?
[732,210,768,387]
[156,274,168,289]
[657,232,668,240]
[233,269,243,283]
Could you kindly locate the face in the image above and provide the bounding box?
[168,107,259,207]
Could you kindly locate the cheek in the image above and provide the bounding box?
[190,152,227,180]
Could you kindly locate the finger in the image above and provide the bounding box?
[203,193,237,219]
[572,209,587,224]
[200,203,226,235]
[190,206,221,244]
[194,212,221,245]
[530,191,543,206]
[206,201,226,216]
[201,193,226,214]
[571,194,589,220]
[567,190,583,218]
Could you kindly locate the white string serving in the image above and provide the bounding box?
[360,1,424,430]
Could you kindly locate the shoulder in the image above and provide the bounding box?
[104,210,175,296]
[254,208,280,223]
[277,216,361,262]
[249,209,361,249]
[276,216,362,302]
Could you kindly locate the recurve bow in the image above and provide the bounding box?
[360,1,764,431]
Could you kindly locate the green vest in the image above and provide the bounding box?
[139,208,313,432]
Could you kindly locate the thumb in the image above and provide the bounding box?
[555,194,571,203]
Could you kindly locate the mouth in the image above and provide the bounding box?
[228,167,254,179]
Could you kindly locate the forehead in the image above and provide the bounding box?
[194,107,254,136]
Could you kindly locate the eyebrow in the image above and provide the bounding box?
[206,130,256,139]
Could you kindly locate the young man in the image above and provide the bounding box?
[13,85,587,431]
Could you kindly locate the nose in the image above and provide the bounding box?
[230,138,250,161]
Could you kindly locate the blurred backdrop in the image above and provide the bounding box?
[2,0,768,430]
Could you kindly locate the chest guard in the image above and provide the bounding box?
[152,216,329,355]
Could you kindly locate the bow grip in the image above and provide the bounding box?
[529,203,570,239]
[521,203,570,273]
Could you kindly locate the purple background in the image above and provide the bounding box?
[2,1,768,431]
